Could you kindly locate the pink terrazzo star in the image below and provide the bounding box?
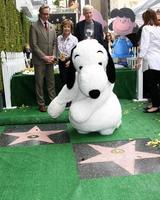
[79,141,160,174]
[5,126,64,146]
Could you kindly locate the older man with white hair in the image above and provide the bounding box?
[75,5,106,47]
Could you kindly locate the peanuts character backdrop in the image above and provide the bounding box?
[109,8,138,66]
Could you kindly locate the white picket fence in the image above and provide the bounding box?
[127,57,144,101]
[1,51,26,108]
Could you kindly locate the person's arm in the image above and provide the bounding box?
[135,26,150,69]
[96,22,107,49]
[139,26,150,58]
[52,25,57,57]
[75,23,81,41]
[29,24,46,59]
[99,23,104,44]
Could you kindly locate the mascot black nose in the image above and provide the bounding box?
[89,90,100,99]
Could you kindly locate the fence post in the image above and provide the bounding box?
[1,51,26,108]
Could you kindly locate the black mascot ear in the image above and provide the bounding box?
[66,46,76,89]
[106,50,116,83]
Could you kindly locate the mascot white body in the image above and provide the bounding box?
[48,39,122,135]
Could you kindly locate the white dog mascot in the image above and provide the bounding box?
[48,39,122,135]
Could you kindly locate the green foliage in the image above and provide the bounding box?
[0,0,30,51]
[20,12,30,46]
[0,0,7,51]
[0,0,31,91]
[53,0,60,6]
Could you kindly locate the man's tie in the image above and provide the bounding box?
[44,21,48,31]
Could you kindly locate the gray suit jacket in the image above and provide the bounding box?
[29,19,57,66]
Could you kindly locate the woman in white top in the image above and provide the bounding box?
[57,19,78,85]
[136,9,160,113]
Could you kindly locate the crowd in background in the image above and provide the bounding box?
[28,2,160,113]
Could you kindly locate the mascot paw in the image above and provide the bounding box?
[100,128,115,135]
[47,100,66,118]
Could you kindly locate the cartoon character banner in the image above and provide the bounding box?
[109,8,138,66]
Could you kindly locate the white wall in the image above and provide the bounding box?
[16,0,34,16]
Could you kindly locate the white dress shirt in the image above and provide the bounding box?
[57,33,78,57]
[139,25,160,71]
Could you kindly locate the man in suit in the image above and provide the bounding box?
[75,4,105,46]
[29,4,57,112]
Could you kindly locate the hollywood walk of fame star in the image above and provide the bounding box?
[5,126,64,146]
[79,141,160,174]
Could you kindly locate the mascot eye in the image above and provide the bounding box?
[79,66,83,70]
[98,62,102,66]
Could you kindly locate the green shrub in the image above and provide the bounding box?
[0,0,31,92]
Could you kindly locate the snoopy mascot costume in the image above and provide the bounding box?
[48,39,122,135]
